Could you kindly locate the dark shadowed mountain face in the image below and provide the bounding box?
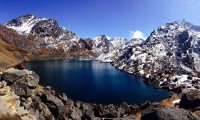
[30,19,62,37]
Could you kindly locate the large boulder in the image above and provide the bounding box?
[10,80,35,97]
[2,68,39,87]
[1,68,39,97]
[179,90,200,110]
[25,71,39,88]
[93,103,139,118]
[56,93,68,105]
[93,105,110,117]
[141,107,200,120]
[70,108,82,120]
[2,68,27,83]
[42,93,64,108]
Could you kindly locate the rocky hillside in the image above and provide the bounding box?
[4,14,128,61]
[0,24,63,63]
[0,25,25,70]
[113,20,200,92]
[5,14,95,60]
[96,36,127,62]
[0,38,20,70]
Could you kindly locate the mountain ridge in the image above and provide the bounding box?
[113,20,200,93]
[3,14,128,63]
[3,14,200,70]
[1,14,200,119]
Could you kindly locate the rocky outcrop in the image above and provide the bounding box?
[2,68,39,97]
[142,107,200,120]
[30,19,62,38]
[179,90,200,110]
[0,80,36,120]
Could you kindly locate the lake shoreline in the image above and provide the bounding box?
[24,60,170,105]
[1,67,200,119]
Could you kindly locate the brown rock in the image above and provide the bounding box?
[141,107,200,120]
[179,90,200,110]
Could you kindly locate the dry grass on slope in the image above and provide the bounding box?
[0,114,21,120]
[0,38,20,71]
[0,25,28,70]
[0,25,47,61]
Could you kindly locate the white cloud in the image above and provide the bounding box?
[130,30,145,39]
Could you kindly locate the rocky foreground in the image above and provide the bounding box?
[0,68,199,120]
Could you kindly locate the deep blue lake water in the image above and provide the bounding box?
[24,60,170,105]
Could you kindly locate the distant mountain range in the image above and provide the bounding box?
[1,14,200,79]
[2,14,132,63]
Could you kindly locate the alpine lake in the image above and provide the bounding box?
[24,60,170,105]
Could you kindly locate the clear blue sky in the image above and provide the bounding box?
[0,0,200,39]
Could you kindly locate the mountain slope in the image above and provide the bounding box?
[5,14,42,34]
[4,14,99,60]
[0,39,20,70]
[5,15,129,61]
[142,20,200,75]
[0,25,23,70]
[113,20,200,91]
[5,14,79,47]
[95,36,128,62]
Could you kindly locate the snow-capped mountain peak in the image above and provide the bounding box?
[92,35,114,53]
[110,37,126,48]
[94,35,109,40]
[5,14,45,34]
[123,38,145,48]
[106,36,111,40]
[4,14,79,48]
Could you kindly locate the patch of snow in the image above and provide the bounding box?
[96,51,117,62]
[151,43,167,57]
[130,53,147,63]
[123,38,144,49]
[160,26,165,29]
[146,74,151,78]
[110,37,126,48]
[119,63,126,70]
[172,99,180,104]
[139,70,144,75]
[180,64,194,73]
[6,16,43,35]
[106,36,111,40]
